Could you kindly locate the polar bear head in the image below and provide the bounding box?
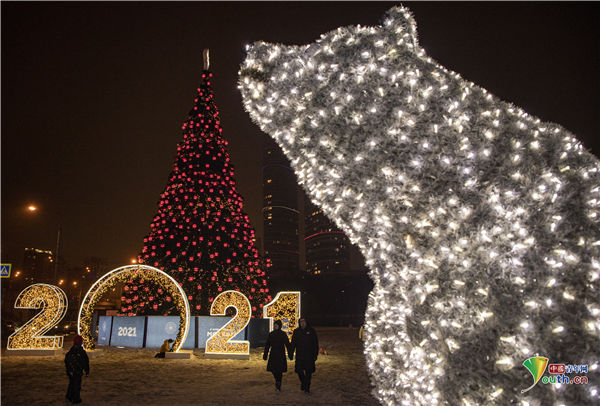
[239,6,600,406]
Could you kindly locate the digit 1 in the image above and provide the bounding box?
[263,291,301,341]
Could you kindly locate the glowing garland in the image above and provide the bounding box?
[78,265,190,352]
[263,291,300,340]
[205,290,251,355]
[7,283,68,350]
[239,6,600,405]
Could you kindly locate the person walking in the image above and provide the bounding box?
[64,335,90,404]
[263,319,291,391]
[289,317,319,393]
[154,338,174,358]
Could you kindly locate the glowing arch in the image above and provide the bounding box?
[78,264,190,351]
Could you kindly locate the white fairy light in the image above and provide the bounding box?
[239,6,599,405]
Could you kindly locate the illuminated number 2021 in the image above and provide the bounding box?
[205,290,251,355]
[7,283,68,350]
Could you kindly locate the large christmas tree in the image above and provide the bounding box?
[122,61,271,317]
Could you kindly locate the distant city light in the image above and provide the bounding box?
[130,258,137,264]
[27,205,37,212]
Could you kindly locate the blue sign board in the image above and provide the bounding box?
[110,316,145,348]
[197,316,246,349]
[97,316,113,346]
[146,316,195,350]
[247,318,270,348]
[0,264,11,278]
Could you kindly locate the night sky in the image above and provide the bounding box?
[2,2,598,270]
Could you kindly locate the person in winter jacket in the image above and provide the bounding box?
[154,338,174,358]
[64,335,90,404]
[289,317,319,393]
[263,319,291,391]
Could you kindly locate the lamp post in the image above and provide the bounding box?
[54,226,61,282]
[25,203,62,284]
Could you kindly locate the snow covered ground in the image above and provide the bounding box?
[1,327,379,405]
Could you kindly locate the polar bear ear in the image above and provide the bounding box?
[381,6,419,50]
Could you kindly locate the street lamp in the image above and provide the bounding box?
[25,203,61,283]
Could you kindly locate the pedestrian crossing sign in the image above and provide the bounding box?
[0,264,11,278]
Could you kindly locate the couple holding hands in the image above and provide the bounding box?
[263,317,319,393]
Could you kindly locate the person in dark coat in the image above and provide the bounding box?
[64,335,90,404]
[289,317,319,393]
[263,319,291,391]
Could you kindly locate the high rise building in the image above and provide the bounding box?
[262,138,300,289]
[304,200,350,275]
[302,196,372,326]
[22,247,53,284]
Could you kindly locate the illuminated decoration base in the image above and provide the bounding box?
[204,353,250,360]
[165,350,193,359]
[263,291,300,341]
[205,290,251,358]
[78,265,190,352]
[239,6,600,405]
[4,349,63,357]
[7,283,68,350]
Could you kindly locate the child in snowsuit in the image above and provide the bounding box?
[65,335,90,404]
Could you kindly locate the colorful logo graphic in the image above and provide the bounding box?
[522,356,549,393]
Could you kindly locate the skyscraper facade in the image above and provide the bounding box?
[262,138,300,289]
[304,200,350,275]
[22,247,54,284]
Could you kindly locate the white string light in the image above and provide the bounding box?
[239,6,599,405]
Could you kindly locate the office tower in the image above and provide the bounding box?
[304,200,350,275]
[262,138,300,289]
[22,247,53,284]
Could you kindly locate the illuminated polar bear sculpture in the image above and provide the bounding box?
[238,6,599,405]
